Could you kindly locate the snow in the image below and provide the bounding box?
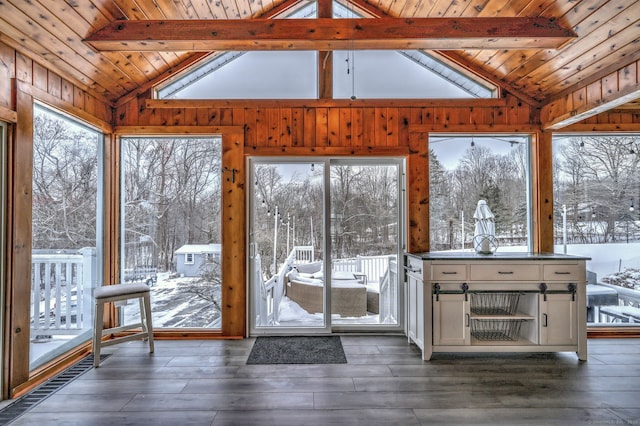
[553,242,640,285]
[123,272,220,328]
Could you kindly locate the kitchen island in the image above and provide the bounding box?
[405,252,590,361]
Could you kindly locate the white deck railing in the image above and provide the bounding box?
[252,252,275,327]
[30,248,97,336]
[332,254,396,284]
[379,259,398,323]
[597,283,640,323]
[293,246,314,263]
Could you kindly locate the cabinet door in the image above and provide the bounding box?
[407,274,424,349]
[540,294,577,345]
[433,293,470,346]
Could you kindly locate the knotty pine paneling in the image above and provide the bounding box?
[0,42,15,109]
[115,93,538,148]
[0,41,112,126]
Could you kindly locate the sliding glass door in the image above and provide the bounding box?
[330,160,402,328]
[249,158,403,334]
[250,160,328,333]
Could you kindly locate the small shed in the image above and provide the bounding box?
[174,244,221,277]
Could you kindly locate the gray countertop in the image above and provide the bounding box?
[406,251,591,261]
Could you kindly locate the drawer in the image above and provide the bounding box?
[543,263,583,281]
[470,263,541,281]
[432,264,467,281]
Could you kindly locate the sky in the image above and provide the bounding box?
[169,50,474,100]
[429,135,529,170]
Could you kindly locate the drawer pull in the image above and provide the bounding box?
[554,271,571,275]
[404,265,422,274]
[442,271,458,275]
[498,271,514,275]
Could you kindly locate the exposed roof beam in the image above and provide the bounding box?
[541,58,640,130]
[542,89,640,130]
[85,18,576,52]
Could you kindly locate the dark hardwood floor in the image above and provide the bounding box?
[8,336,640,425]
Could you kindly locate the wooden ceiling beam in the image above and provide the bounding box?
[541,58,640,130]
[84,17,576,52]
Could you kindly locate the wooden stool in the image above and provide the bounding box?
[92,283,154,367]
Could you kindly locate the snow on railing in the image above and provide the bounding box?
[294,246,314,263]
[332,254,397,284]
[379,259,398,323]
[252,252,275,327]
[599,283,640,308]
[30,248,97,335]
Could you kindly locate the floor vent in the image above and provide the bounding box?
[0,354,109,425]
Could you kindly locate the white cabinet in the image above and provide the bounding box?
[405,253,588,361]
[406,255,424,351]
[540,292,578,345]
[432,292,469,346]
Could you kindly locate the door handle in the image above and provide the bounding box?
[542,313,548,327]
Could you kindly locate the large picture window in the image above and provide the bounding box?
[553,135,640,326]
[429,135,532,252]
[30,104,103,370]
[121,137,223,329]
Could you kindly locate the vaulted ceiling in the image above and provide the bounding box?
[1,0,639,114]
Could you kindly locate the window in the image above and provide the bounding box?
[553,135,640,326]
[156,1,496,100]
[429,135,532,252]
[333,50,495,99]
[121,137,223,329]
[30,104,103,370]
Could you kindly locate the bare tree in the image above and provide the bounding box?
[32,110,99,249]
[555,136,640,244]
[122,137,222,271]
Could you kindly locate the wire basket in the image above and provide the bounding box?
[470,292,521,316]
[471,319,525,341]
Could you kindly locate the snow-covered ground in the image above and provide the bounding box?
[123,272,220,328]
[276,296,385,327]
[553,242,640,286]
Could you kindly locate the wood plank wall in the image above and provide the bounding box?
[115,94,537,142]
[0,41,112,125]
[542,58,640,130]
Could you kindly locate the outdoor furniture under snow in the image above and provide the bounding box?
[92,283,154,367]
[586,284,619,322]
[598,305,640,323]
[285,270,367,317]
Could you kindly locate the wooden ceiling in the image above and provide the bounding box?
[0,0,639,112]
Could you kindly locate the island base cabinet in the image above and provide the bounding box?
[540,293,578,346]
[433,294,470,346]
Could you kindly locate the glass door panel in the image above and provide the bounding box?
[250,160,328,333]
[330,160,402,327]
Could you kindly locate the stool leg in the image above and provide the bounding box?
[93,300,104,368]
[142,293,154,353]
